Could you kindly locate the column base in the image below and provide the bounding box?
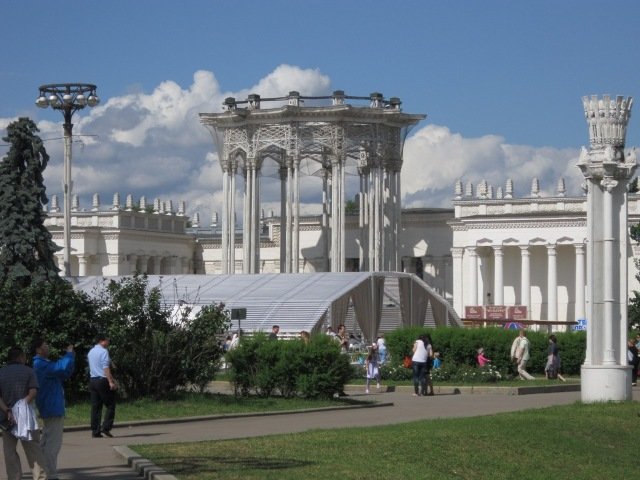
[581,364,632,402]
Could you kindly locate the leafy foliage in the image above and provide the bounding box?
[225,334,351,399]
[92,274,229,399]
[0,118,59,289]
[629,223,640,330]
[385,326,585,376]
[0,280,98,400]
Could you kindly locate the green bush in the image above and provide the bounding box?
[0,279,98,401]
[225,334,350,399]
[385,327,585,377]
[92,275,229,399]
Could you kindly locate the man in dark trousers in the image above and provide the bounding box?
[0,347,56,480]
[87,335,117,438]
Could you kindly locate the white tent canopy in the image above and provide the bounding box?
[73,272,462,340]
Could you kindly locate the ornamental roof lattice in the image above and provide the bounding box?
[199,91,425,173]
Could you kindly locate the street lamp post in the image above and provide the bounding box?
[35,83,99,277]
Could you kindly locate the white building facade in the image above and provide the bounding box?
[450,178,640,328]
[45,186,640,332]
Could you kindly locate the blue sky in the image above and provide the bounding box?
[2,1,639,220]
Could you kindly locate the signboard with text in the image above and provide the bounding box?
[485,305,507,320]
[465,306,485,319]
[507,306,528,320]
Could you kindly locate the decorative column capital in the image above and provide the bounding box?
[519,245,530,255]
[601,177,619,192]
[451,247,464,258]
[492,245,504,256]
[546,244,557,255]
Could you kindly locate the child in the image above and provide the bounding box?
[477,348,491,367]
[365,343,381,394]
[432,352,442,369]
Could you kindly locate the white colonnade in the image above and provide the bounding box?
[452,242,586,324]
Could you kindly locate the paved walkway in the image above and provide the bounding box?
[1,387,638,479]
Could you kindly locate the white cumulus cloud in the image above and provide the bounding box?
[402,124,581,208]
[1,66,586,225]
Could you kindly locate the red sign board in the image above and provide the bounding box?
[465,306,484,319]
[485,305,507,320]
[508,306,528,320]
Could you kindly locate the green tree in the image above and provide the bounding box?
[0,118,59,289]
[345,199,358,215]
[629,223,640,330]
[93,274,229,399]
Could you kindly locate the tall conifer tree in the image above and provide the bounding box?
[0,117,59,288]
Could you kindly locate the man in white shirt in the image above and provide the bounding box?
[87,335,117,438]
[510,330,534,380]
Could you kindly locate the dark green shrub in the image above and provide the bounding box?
[225,334,350,399]
[0,279,98,401]
[385,327,585,377]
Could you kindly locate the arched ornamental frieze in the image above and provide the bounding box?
[200,91,425,274]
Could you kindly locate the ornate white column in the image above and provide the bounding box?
[252,160,261,273]
[451,247,464,315]
[153,255,163,274]
[138,255,149,274]
[78,255,89,276]
[128,254,138,275]
[229,162,237,274]
[493,246,504,305]
[519,246,531,316]
[221,164,229,274]
[285,157,293,273]
[279,166,287,273]
[330,158,340,272]
[546,244,558,323]
[242,164,251,274]
[321,168,330,272]
[467,247,479,306]
[574,243,586,321]
[292,156,300,273]
[578,94,636,402]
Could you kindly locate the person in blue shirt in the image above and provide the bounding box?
[87,334,117,438]
[31,338,75,480]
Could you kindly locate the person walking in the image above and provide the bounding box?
[411,335,428,396]
[628,339,639,386]
[31,338,75,480]
[376,334,387,364]
[510,329,535,380]
[0,347,56,480]
[88,334,117,438]
[423,334,435,396]
[365,344,381,394]
[545,335,566,382]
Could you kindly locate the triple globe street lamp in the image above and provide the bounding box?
[35,83,99,277]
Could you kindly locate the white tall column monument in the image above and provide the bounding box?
[578,95,636,402]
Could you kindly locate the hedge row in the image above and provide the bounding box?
[384,327,586,376]
[225,333,351,399]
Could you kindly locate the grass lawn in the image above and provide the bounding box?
[64,393,364,427]
[132,401,636,480]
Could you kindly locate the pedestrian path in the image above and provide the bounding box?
[0,388,636,479]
